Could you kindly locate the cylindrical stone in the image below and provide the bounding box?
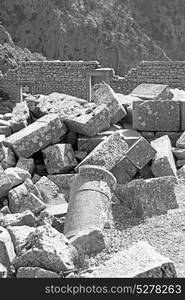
[64,165,117,254]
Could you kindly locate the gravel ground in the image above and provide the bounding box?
[80,179,185,277]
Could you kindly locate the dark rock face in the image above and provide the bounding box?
[0,0,169,75]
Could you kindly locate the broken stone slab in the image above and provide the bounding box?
[0,210,37,228]
[132,100,180,132]
[64,165,117,255]
[177,166,185,179]
[0,145,17,169]
[3,114,67,158]
[8,179,46,214]
[151,135,177,177]
[43,144,78,175]
[47,174,76,191]
[176,132,185,149]
[26,92,89,119]
[155,132,182,147]
[172,147,185,160]
[10,102,30,133]
[80,241,176,278]
[13,225,78,273]
[91,82,127,124]
[16,157,35,175]
[5,167,31,188]
[76,132,129,172]
[64,104,110,137]
[7,226,35,255]
[77,136,106,153]
[35,176,59,204]
[44,203,68,218]
[116,176,178,218]
[130,84,172,100]
[0,126,11,136]
[0,164,12,198]
[0,226,15,269]
[16,267,60,278]
[125,137,156,170]
[0,262,7,278]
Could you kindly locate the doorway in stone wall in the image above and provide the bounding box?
[87,68,113,101]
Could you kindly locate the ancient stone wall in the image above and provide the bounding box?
[2,60,185,113]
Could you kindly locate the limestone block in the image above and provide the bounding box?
[16,267,60,278]
[151,135,177,177]
[5,167,31,188]
[80,241,176,278]
[8,179,46,214]
[132,100,180,131]
[176,131,185,148]
[7,226,35,255]
[76,132,129,172]
[116,176,178,218]
[43,144,77,174]
[111,155,138,182]
[0,145,17,169]
[91,82,127,124]
[156,132,182,147]
[47,174,75,191]
[35,175,59,203]
[4,114,67,158]
[130,84,172,100]
[16,157,35,175]
[177,159,185,168]
[120,129,141,146]
[0,210,37,227]
[125,137,156,170]
[13,225,77,273]
[45,202,68,217]
[77,136,106,153]
[177,166,185,179]
[10,102,30,133]
[172,148,185,160]
[0,164,12,198]
[0,226,15,268]
[64,104,110,137]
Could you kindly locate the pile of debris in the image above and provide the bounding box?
[0,82,183,278]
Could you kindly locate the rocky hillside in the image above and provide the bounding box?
[130,0,185,61]
[0,0,170,75]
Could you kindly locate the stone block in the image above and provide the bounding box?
[0,134,5,146]
[10,102,30,133]
[7,226,35,255]
[47,174,75,191]
[116,176,178,218]
[120,129,141,146]
[43,144,77,174]
[77,136,106,153]
[176,132,185,148]
[125,137,156,170]
[155,132,182,147]
[0,263,7,278]
[172,147,185,160]
[5,167,31,188]
[0,210,37,227]
[16,157,35,175]
[130,84,172,100]
[132,100,180,131]
[151,135,177,177]
[13,225,77,273]
[16,267,60,278]
[35,176,59,204]
[177,166,185,179]
[74,151,87,161]
[0,165,12,198]
[64,104,110,137]
[91,82,127,124]
[76,132,129,171]
[176,159,185,168]
[8,179,46,214]
[0,126,11,136]
[45,203,68,217]
[80,241,176,278]
[0,145,17,169]
[4,114,67,158]
[0,226,15,268]
[111,156,137,184]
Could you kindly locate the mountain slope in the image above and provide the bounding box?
[0,0,169,75]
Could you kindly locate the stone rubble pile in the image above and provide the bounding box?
[0,82,184,278]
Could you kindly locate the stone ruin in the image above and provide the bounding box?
[2,61,185,278]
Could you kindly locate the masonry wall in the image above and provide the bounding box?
[0,60,100,113]
[2,60,185,114]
